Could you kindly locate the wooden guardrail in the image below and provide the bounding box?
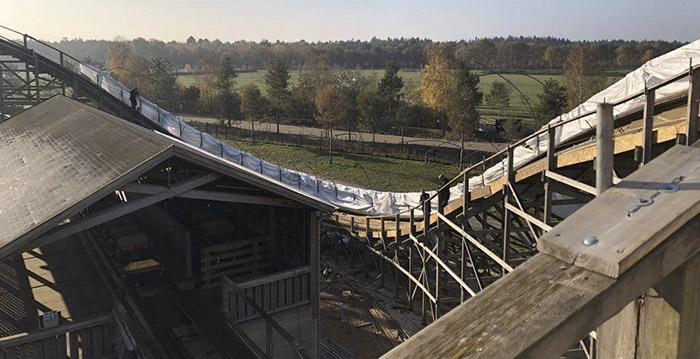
[222,266,310,323]
[200,237,271,289]
[222,276,310,359]
[381,144,700,358]
[0,314,115,358]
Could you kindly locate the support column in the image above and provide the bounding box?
[596,103,614,196]
[598,253,700,358]
[309,210,319,320]
[543,125,556,225]
[686,64,700,145]
[0,63,4,120]
[641,87,656,165]
[502,145,514,274]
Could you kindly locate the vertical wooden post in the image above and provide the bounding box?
[598,253,700,358]
[596,102,614,196]
[309,211,319,320]
[0,63,4,120]
[408,208,415,306]
[380,217,386,287]
[265,321,273,357]
[394,213,400,298]
[421,200,429,325]
[33,51,40,103]
[543,125,556,225]
[461,172,469,303]
[59,53,66,95]
[641,87,656,165]
[502,145,514,274]
[686,64,700,145]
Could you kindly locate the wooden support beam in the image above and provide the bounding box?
[381,215,700,359]
[540,145,700,278]
[121,183,302,207]
[437,212,513,273]
[598,252,700,358]
[597,102,614,195]
[546,170,597,196]
[20,173,220,254]
[408,234,477,297]
[365,245,437,303]
[503,146,514,273]
[686,65,700,145]
[544,125,556,225]
[642,87,656,165]
[504,203,553,232]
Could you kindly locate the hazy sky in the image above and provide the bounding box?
[1,0,698,43]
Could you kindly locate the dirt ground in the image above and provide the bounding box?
[319,254,425,359]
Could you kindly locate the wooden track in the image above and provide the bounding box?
[333,107,689,240]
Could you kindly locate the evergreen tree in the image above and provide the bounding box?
[215,57,242,126]
[377,60,404,121]
[448,60,482,141]
[534,79,568,126]
[264,58,291,133]
[146,57,181,111]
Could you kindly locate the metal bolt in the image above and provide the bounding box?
[632,196,653,207]
[583,236,599,246]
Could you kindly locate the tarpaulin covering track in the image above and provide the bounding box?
[74,39,700,216]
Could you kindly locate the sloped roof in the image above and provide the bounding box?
[0,95,333,256]
[0,96,172,251]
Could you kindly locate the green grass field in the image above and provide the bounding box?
[225,140,460,192]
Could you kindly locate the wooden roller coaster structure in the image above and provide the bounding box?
[1,24,699,358]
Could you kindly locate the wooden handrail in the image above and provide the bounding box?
[222,277,310,359]
[0,314,113,348]
[237,266,310,289]
[382,144,700,358]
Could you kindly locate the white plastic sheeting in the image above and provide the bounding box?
[78,38,699,216]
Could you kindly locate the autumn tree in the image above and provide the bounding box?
[240,84,270,144]
[314,84,348,164]
[563,44,606,109]
[264,57,291,133]
[534,79,567,126]
[215,57,242,126]
[420,43,455,135]
[195,54,219,114]
[104,41,148,89]
[290,48,336,120]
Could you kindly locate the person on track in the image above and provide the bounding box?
[129,88,139,111]
[438,174,450,211]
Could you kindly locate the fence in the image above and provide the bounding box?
[222,266,311,323]
[0,314,115,359]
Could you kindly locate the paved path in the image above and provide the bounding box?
[180,115,507,154]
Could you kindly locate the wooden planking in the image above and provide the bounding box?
[539,145,700,278]
[381,215,700,359]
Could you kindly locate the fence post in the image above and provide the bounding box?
[596,102,614,196]
[686,62,700,145]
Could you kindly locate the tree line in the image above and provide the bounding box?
[105,37,603,152]
[55,36,685,72]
